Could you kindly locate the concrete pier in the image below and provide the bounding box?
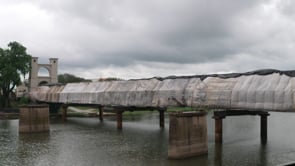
[215,118,223,143]
[117,110,124,130]
[62,105,68,122]
[159,108,166,128]
[99,107,104,121]
[19,105,50,133]
[168,111,208,159]
[261,115,268,144]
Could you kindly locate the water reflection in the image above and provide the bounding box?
[0,112,295,165]
[214,143,222,166]
[18,133,51,166]
[259,144,268,166]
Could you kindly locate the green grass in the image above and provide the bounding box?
[167,107,194,112]
[74,106,98,111]
[123,110,152,115]
[66,112,98,117]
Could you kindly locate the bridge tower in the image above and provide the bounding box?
[29,57,58,90]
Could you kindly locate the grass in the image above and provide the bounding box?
[167,107,196,112]
[66,112,97,117]
[74,106,98,111]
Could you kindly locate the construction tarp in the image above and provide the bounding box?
[30,69,295,111]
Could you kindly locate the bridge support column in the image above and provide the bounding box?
[98,107,103,121]
[19,105,50,133]
[168,111,208,159]
[159,108,166,128]
[215,118,223,143]
[62,105,68,122]
[260,114,269,144]
[117,110,124,130]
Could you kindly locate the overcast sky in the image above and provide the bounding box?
[0,0,294,79]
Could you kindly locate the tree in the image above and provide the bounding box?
[58,73,91,84]
[0,42,31,108]
[97,77,123,81]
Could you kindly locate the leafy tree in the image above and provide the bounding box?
[58,73,91,84]
[0,42,31,108]
[97,77,123,81]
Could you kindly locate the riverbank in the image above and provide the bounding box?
[0,112,19,119]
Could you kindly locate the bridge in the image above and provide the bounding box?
[30,69,295,111]
[29,69,295,144]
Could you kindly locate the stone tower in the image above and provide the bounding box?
[29,57,58,90]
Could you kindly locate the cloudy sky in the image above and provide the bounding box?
[0,0,294,79]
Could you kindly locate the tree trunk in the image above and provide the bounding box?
[1,93,11,108]
[0,95,3,108]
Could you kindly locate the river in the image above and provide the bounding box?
[0,111,295,166]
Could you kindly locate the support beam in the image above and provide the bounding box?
[98,107,104,121]
[213,110,270,144]
[116,111,123,130]
[261,115,268,144]
[214,110,269,118]
[215,118,223,143]
[159,108,166,128]
[62,105,68,122]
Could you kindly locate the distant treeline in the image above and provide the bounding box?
[58,73,123,84]
[97,77,123,82]
[58,73,91,84]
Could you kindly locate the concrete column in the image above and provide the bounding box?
[99,107,104,121]
[49,58,58,84]
[29,57,39,89]
[261,115,268,144]
[215,118,223,143]
[62,105,68,122]
[159,108,165,128]
[117,111,123,130]
[168,111,208,159]
[19,105,50,133]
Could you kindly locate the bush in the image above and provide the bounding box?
[19,96,29,105]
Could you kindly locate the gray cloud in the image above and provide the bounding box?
[0,0,295,79]
[33,0,264,65]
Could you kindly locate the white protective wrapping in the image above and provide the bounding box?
[230,74,295,111]
[59,83,90,103]
[30,72,295,111]
[101,79,160,106]
[46,85,65,103]
[152,78,191,107]
[192,77,237,108]
[30,86,50,102]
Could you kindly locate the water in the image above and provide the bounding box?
[1,111,295,166]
